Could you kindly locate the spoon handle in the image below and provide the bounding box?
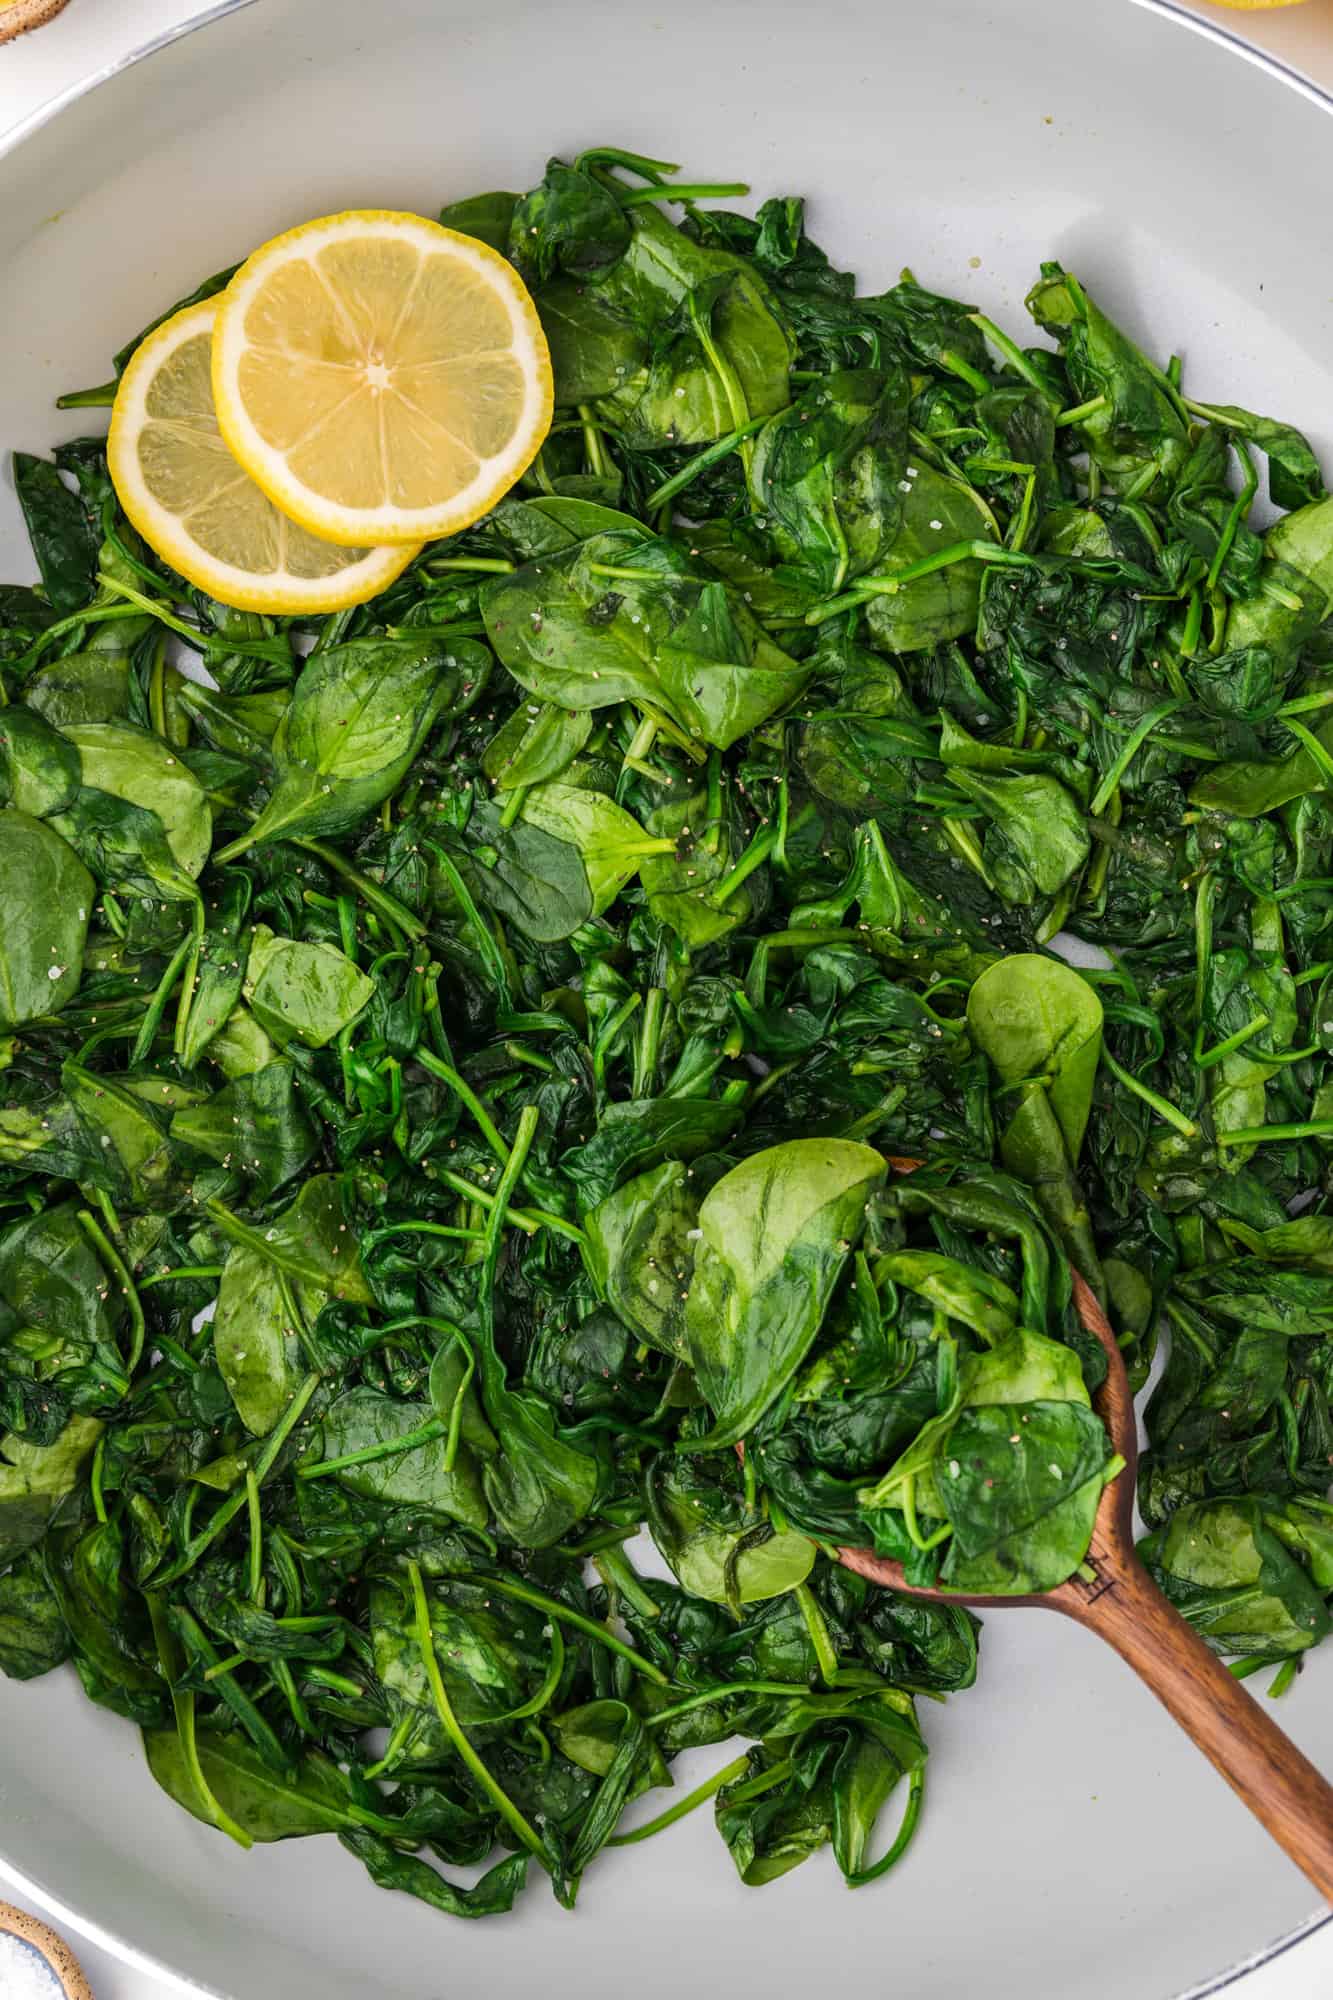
[1064,1539,1333,1902]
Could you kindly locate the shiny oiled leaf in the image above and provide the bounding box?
[0,811,93,1027]
[231,638,461,854]
[686,1139,886,1447]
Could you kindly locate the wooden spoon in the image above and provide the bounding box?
[838,1269,1333,1901]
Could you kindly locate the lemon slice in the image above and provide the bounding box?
[212,210,554,548]
[108,302,417,614]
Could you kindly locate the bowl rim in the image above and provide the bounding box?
[0,0,1329,1993]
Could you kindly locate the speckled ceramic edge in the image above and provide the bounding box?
[0,3,1327,1995]
[0,0,74,49]
[0,1899,95,2000]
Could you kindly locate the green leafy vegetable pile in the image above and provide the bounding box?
[1,145,1331,1915]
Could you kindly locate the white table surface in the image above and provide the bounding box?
[1,3,1332,1995]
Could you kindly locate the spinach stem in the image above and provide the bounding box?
[172,899,208,1060]
[298,1416,447,1481]
[156,1372,322,1584]
[845,1766,926,1885]
[1283,718,1333,793]
[499,783,529,829]
[435,1168,584,1244]
[425,556,515,574]
[644,1682,817,1726]
[484,1574,670,1685]
[77,1209,146,1373]
[1193,873,1216,1026]
[1089,697,1187,816]
[594,1546,661,1621]
[1099,1050,1196,1138]
[56,379,118,409]
[1205,438,1258,593]
[643,415,769,512]
[97,574,202,642]
[1055,394,1108,427]
[1192,1013,1271,1070]
[593,992,643,1090]
[576,404,610,478]
[1216,1120,1333,1147]
[794,1581,840,1684]
[245,1469,263,1603]
[713,1756,795,1804]
[805,541,1026,623]
[606,1753,749,1846]
[1277,688,1333,719]
[901,1475,952,1553]
[407,1560,550,1866]
[940,350,990,396]
[967,313,1061,408]
[294,839,427,941]
[687,287,753,458]
[709,803,816,908]
[131,922,198,1066]
[616,181,749,207]
[416,1049,514,1169]
[632,987,667,1098]
[140,1264,224,1288]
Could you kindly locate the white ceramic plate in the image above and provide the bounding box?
[0,3,1330,1995]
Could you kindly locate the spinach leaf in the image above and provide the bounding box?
[482,529,811,748]
[435,796,593,943]
[0,1550,68,1680]
[686,1139,886,1447]
[582,1160,698,1360]
[864,466,997,654]
[60,722,212,878]
[966,955,1103,1288]
[748,366,908,594]
[221,639,459,858]
[649,1453,816,1606]
[145,1728,365,1839]
[1140,1500,1331,1659]
[210,1173,370,1308]
[171,1061,317,1196]
[212,1243,310,1436]
[937,1401,1111,1592]
[0,1417,102,1566]
[518,783,669,913]
[0,708,81,817]
[13,452,100,611]
[438,190,518,251]
[0,811,93,1027]
[967,954,1102,1160]
[314,1387,487,1529]
[482,701,592,791]
[244,927,374,1048]
[1026,262,1188,489]
[582,204,793,447]
[509,160,630,281]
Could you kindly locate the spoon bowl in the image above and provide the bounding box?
[837,1269,1333,1901]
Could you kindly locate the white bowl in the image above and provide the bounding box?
[0,3,1329,1995]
